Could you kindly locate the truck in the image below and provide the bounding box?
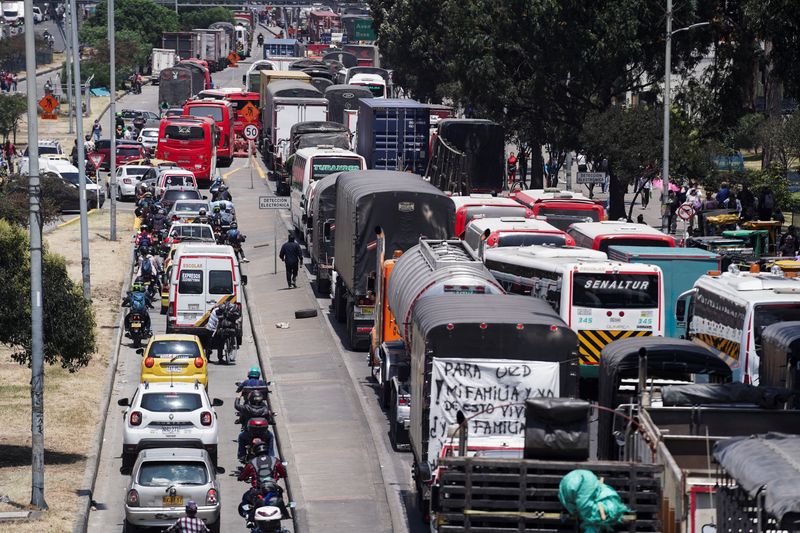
[161,32,201,61]
[263,38,301,58]
[332,170,455,350]
[425,119,505,195]
[1,1,23,25]
[150,48,178,83]
[372,238,506,448]
[308,10,341,42]
[209,21,235,60]
[193,29,224,72]
[356,98,430,175]
[309,173,339,296]
[405,293,581,517]
[607,246,720,338]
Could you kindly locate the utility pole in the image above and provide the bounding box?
[109,0,117,240]
[660,0,672,234]
[23,0,47,510]
[69,0,91,298]
[64,0,74,134]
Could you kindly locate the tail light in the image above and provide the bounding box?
[130,411,142,426]
[357,297,374,306]
[200,411,212,426]
[123,178,132,184]
[236,302,242,314]
[126,489,139,506]
[397,396,409,406]
[144,357,155,368]
[168,302,175,316]
[206,488,218,505]
[194,357,204,368]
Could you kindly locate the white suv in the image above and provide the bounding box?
[118,381,223,470]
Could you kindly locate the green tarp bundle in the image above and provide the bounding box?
[558,469,631,532]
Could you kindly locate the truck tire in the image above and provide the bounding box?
[294,308,317,319]
[125,520,140,533]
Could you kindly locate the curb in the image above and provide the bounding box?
[72,246,134,533]
[241,281,300,532]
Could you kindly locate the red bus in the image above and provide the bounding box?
[450,194,533,237]
[514,189,606,231]
[184,99,235,167]
[156,116,217,182]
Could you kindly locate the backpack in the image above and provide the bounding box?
[252,455,277,483]
[130,291,147,313]
[139,234,151,248]
[141,257,153,276]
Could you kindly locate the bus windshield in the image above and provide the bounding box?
[538,206,601,221]
[311,157,362,180]
[497,233,566,247]
[187,106,224,122]
[597,237,671,253]
[572,273,659,309]
[164,125,206,141]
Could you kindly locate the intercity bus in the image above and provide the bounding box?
[183,99,235,167]
[156,116,217,183]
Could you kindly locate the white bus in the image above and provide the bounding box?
[484,245,664,377]
[677,269,800,384]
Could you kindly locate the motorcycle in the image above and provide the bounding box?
[126,310,149,348]
[238,482,295,533]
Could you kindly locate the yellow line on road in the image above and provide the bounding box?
[222,167,243,181]
[56,209,98,229]
[254,156,267,181]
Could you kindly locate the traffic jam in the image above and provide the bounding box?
[77,4,800,533]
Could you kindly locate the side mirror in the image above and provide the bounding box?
[241,275,248,286]
[212,398,224,407]
[117,398,130,406]
[136,348,144,356]
[281,460,288,467]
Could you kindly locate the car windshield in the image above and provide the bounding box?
[174,202,206,213]
[464,205,527,228]
[138,461,208,486]
[140,392,203,412]
[60,172,80,185]
[572,273,660,309]
[142,130,158,138]
[538,206,601,222]
[164,190,201,201]
[117,146,142,156]
[597,237,671,253]
[163,175,193,187]
[164,125,206,141]
[148,340,201,357]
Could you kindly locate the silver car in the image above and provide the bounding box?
[166,199,210,224]
[124,448,221,532]
[137,127,159,154]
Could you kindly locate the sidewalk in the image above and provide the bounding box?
[14,94,110,151]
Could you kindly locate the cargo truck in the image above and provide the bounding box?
[309,173,339,296]
[263,38,301,58]
[193,29,224,72]
[371,238,505,449]
[150,49,178,83]
[332,171,455,350]
[161,32,201,61]
[356,98,430,175]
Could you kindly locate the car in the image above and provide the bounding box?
[31,6,43,22]
[112,165,150,200]
[123,447,221,532]
[121,109,159,130]
[158,169,197,194]
[167,199,211,224]
[138,334,209,386]
[41,160,106,209]
[164,108,184,118]
[137,127,159,154]
[167,223,217,244]
[118,381,223,469]
[94,140,147,170]
[160,187,204,212]
[23,139,63,157]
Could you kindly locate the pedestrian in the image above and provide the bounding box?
[636,214,645,224]
[123,126,134,140]
[518,148,528,188]
[716,182,730,207]
[667,191,679,234]
[278,233,302,288]
[780,226,798,257]
[739,184,755,221]
[91,120,102,142]
[638,175,651,208]
[758,187,775,221]
[11,74,17,92]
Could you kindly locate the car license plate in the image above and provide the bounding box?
[131,322,142,328]
[161,425,180,433]
[188,304,199,310]
[163,495,183,506]
[166,365,183,373]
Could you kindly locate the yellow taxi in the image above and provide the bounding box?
[139,334,208,387]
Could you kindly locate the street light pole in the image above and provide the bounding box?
[69,0,91,298]
[661,0,673,234]
[109,0,117,240]
[64,0,74,134]
[24,0,46,510]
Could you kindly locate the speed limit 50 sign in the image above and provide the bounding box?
[243,124,259,141]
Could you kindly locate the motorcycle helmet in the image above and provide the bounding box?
[252,442,269,457]
[230,221,238,229]
[185,500,198,516]
[213,205,221,213]
[132,281,144,292]
[248,367,261,379]
[198,208,207,216]
[158,208,166,215]
[140,224,149,230]
[144,191,152,198]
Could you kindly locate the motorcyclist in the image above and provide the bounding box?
[238,441,286,484]
[165,500,209,533]
[205,300,241,363]
[212,183,232,202]
[122,280,153,335]
[134,224,154,248]
[225,221,249,263]
[136,191,156,213]
[209,205,224,231]
[115,111,125,131]
[257,32,264,46]
[235,390,274,460]
[149,207,169,236]
[192,208,210,225]
[240,479,289,525]
[237,367,268,395]
[507,152,517,184]
[136,247,161,289]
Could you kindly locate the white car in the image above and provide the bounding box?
[117,381,223,470]
[113,165,150,200]
[41,159,106,208]
[137,127,159,154]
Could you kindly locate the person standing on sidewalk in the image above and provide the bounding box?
[279,233,302,288]
[518,148,528,188]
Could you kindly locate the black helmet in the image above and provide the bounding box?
[185,500,198,516]
[252,442,269,457]
[230,221,238,229]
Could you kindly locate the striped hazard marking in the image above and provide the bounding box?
[693,333,741,367]
[578,329,652,365]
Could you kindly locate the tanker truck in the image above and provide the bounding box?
[370,236,505,449]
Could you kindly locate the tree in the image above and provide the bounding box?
[179,7,234,31]
[0,220,96,371]
[0,93,27,143]
[84,0,179,49]
[0,174,63,227]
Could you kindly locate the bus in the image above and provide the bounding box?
[676,269,800,384]
[463,216,574,252]
[514,189,606,231]
[484,245,664,377]
[450,194,533,237]
[184,99,235,167]
[156,116,218,183]
[567,221,675,252]
[349,73,387,98]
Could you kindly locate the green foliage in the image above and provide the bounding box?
[744,0,800,102]
[179,7,234,31]
[85,0,179,49]
[730,113,765,152]
[700,165,792,211]
[0,93,27,142]
[0,219,96,372]
[0,174,63,227]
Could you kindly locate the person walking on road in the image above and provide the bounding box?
[279,233,302,288]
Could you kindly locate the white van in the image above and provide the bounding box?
[290,146,365,238]
[167,243,247,338]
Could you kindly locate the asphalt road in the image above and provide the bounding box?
[85,49,425,533]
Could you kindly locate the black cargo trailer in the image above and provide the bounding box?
[158,66,196,107]
[289,121,350,154]
[324,84,372,124]
[309,173,340,295]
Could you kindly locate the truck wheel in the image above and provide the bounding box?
[125,520,140,533]
[316,277,331,296]
[379,378,391,409]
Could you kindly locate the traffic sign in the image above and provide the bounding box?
[228,52,240,67]
[39,94,58,114]
[241,102,259,123]
[88,152,106,170]
[259,196,290,209]
[576,172,607,184]
[677,203,695,221]
[243,124,259,140]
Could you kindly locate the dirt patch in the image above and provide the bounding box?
[0,210,133,530]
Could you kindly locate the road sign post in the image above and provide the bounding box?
[576,172,607,185]
[259,196,291,274]
[249,141,254,190]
